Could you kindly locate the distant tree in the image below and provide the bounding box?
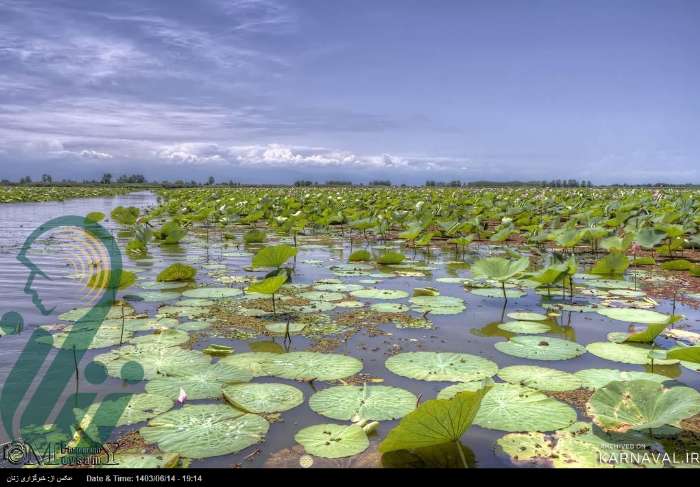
[101,173,112,184]
[207,176,215,185]
[19,176,32,184]
[41,174,52,183]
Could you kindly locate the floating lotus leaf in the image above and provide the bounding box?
[351,288,409,300]
[496,422,657,468]
[585,342,678,365]
[157,305,209,319]
[471,288,526,299]
[145,362,252,400]
[136,291,181,302]
[497,365,582,392]
[574,368,670,390]
[584,279,637,290]
[219,352,279,376]
[371,303,410,313]
[309,384,417,421]
[300,291,345,302]
[587,380,700,432]
[495,336,586,361]
[182,287,243,299]
[596,308,670,324]
[264,352,363,381]
[335,300,365,308]
[58,305,134,322]
[37,325,131,350]
[497,321,550,334]
[473,383,577,432]
[379,388,489,454]
[100,453,180,468]
[129,329,190,348]
[223,383,304,413]
[507,312,548,321]
[140,281,188,290]
[385,352,498,382]
[295,424,369,459]
[409,295,466,315]
[77,393,174,442]
[314,283,364,292]
[95,346,210,380]
[609,289,646,298]
[140,404,269,459]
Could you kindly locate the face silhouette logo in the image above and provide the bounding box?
[1,215,138,462]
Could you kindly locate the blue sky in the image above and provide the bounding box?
[0,0,698,184]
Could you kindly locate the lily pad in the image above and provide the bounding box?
[140,404,269,459]
[495,336,586,361]
[309,384,417,421]
[371,303,410,313]
[574,368,670,390]
[596,308,670,324]
[129,329,190,348]
[219,352,279,377]
[295,424,369,459]
[264,322,307,334]
[145,362,252,400]
[351,289,409,300]
[507,312,548,321]
[586,342,679,365]
[587,380,700,432]
[498,366,582,392]
[223,383,304,413]
[473,383,577,432]
[409,295,466,315]
[264,352,363,381]
[95,346,211,380]
[385,352,498,382]
[497,321,550,334]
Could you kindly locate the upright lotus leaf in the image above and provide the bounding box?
[470,256,529,281]
[600,235,633,253]
[596,308,670,324]
[348,249,371,262]
[86,211,105,223]
[495,336,586,360]
[385,352,498,382]
[591,252,629,275]
[666,346,700,364]
[223,383,304,413]
[376,251,406,265]
[473,383,577,432]
[586,342,678,365]
[246,273,287,295]
[252,244,297,268]
[87,270,136,290]
[607,323,668,344]
[379,388,489,457]
[111,206,139,225]
[295,424,369,459]
[157,263,197,282]
[140,404,269,459]
[497,365,582,392]
[635,228,667,249]
[145,362,253,400]
[154,221,186,244]
[587,380,700,433]
[574,368,670,390]
[264,351,363,381]
[309,384,417,421]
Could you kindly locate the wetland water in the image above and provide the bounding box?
[1,191,699,468]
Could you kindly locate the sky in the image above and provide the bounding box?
[0,0,698,184]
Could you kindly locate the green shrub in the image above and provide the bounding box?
[157,263,197,282]
[349,249,371,262]
[244,229,266,244]
[376,251,406,265]
[631,256,656,266]
[661,259,692,271]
